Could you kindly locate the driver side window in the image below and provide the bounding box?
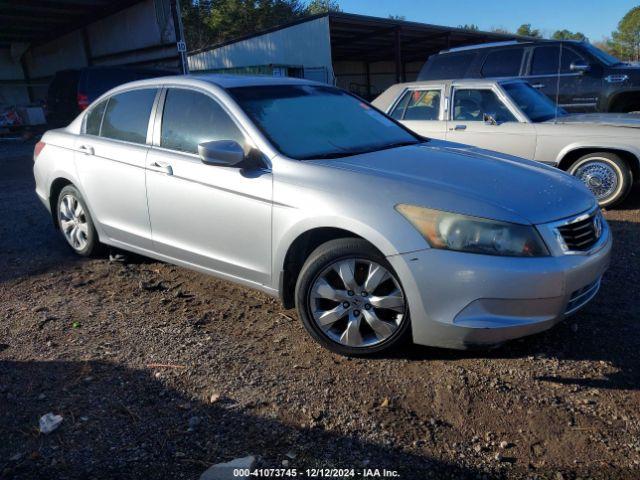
[452,89,516,123]
[160,88,245,154]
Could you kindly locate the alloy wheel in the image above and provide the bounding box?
[308,258,406,348]
[58,194,89,251]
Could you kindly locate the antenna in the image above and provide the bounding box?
[554,42,562,123]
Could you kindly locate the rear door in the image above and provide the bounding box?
[480,47,525,79]
[445,85,537,159]
[389,86,446,139]
[74,88,158,249]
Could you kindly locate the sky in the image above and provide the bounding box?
[333,0,638,42]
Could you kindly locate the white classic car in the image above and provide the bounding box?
[373,79,640,206]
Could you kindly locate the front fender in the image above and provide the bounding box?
[271,212,426,292]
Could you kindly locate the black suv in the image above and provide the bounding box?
[417,40,640,113]
[46,66,175,128]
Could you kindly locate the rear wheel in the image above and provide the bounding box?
[295,238,411,356]
[57,185,100,256]
[567,152,632,208]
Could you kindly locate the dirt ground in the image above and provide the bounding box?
[1,140,639,480]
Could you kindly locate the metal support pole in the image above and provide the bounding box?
[20,54,33,103]
[365,61,371,99]
[82,28,93,66]
[394,27,402,83]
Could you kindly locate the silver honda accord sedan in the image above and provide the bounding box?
[33,74,611,355]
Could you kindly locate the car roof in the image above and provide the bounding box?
[392,78,527,88]
[113,73,320,90]
[439,39,585,55]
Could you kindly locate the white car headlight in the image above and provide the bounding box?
[396,204,549,257]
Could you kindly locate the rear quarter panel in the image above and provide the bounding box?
[34,128,107,240]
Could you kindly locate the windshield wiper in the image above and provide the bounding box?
[300,140,423,160]
[378,140,424,151]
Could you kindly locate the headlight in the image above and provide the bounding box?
[395,204,549,257]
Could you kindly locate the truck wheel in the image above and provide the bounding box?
[295,238,411,356]
[568,152,632,207]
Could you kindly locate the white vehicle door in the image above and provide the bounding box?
[389,87,447,140]
[445,86,537,159]
[145,87,272,286]
[74,88,157,249]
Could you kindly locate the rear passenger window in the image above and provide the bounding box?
[160,89,244,154]
[481,49,524,77]
[85,100,107,136]
[100,89,157,144]
[391,90,441,120]
[424,53,474,80]
[531,46,584,75]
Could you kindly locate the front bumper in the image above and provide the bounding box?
[387,228,612,349]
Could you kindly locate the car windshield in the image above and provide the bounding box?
[501,82,567,123]
[228,84,421,160]
[582,43,625,66]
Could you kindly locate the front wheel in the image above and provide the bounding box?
[295,238,411,356]
[568,152,632,208]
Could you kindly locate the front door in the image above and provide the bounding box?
[74,88,158,249]
[526,45,600,112]
[445,86,537,159]
[145,87,272,286]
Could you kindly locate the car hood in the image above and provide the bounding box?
[547,113,640,129]
[316,141,595,225]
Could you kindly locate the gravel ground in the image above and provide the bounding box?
[1,141,639,480]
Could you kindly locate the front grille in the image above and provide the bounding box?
[557,212,601,252]
[565,278,601,315]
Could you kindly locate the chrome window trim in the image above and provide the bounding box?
[520,72,581,79]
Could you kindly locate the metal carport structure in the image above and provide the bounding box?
[188,12,525,99]
[0,0,186,104]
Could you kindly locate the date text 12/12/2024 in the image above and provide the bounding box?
[232,468,401,478]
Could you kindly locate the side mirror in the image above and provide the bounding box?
[483,112,498,125]
[197,140,245,167]
[570,61,590,74]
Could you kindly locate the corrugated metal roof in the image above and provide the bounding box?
[188,11,529,63]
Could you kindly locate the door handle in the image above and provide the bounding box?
[149,161,173,175]
[532,83,545,89]
[449,124,467,131]
[78,145,94,155]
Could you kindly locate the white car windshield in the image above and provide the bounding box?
[228,84,421,160]
[502,82,567,123]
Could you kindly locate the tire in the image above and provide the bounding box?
[295,238,411,356]
[567,152,633,208]
[56,185,101,256]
